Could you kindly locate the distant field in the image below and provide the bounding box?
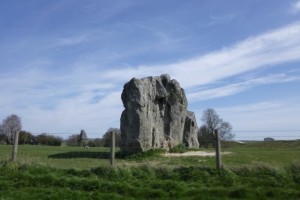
[0,141,300,199]
[221,140,300,167]
[0,141,300,169]
[0,145,114,169]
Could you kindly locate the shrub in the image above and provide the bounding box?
[169,143,187,153]
[36,134,62,146]
[125,149,166,160]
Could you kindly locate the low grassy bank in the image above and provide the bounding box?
[0,162,299,200]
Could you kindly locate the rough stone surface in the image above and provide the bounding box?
[120,74,199,154]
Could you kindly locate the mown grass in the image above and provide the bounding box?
[0,161,299,200]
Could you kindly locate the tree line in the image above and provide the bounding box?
[0,114,121,147]
[1,108,234,148]
[65,128,121,147]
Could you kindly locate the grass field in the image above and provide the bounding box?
[0,141,300,199]
[1,141,300,169]
[0,145,114,169]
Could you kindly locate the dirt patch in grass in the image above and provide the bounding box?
[163,151,232,157]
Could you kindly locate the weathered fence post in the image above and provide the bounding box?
[12,130,20,162]
[215,129,222,170]
[110,131,115,167]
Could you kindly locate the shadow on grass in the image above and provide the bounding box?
[48,151,111,159]
[48,151,125,159]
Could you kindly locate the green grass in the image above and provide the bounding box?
[124,148,167,161]
[0,145,114,169]
[0,162,299,200]
[1,141,300,169]
[0,141,300,199]
[221,141,300,167]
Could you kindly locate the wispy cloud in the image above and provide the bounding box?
[209,13,237,22]
[187,73,300,102]
[52,35,87,47]
[217,100,300,133]
[0,67,123,135]
[98,22,300,89]
[218,101,284,115]
[171,22,300,88]
[291,0,300,13]
[1,22,300,134]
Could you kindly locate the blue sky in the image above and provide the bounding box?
[1,0,300,140]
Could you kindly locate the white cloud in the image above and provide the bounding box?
[17,86,123,136]
[187,73,300,102]
[99,22,300,89]
[2,22,300,134]
[218,101,283,115]
[53,35,87,47]
[190,99,300,140]
[292,1,300,13]
[216,100,300,139]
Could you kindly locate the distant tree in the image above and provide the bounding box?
[219,121,234,141]
[198,125,215,148]
[77,129,87,146]
[36,133,62,146]
[201,108,223,132]
[0,132,6,144]
[65,130,88,147]
[18,131,37,145]
[198,108,234,147]
[264,137,275,141]
[102,128,121,147]
[0,125,6,144]
[66,134,79,147]
[87,138,104,147]
[1,114,22,144]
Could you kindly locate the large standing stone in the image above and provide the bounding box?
[120,74,199,154]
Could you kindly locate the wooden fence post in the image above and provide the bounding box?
[215,129,222,170]
[12,130,20,162]
[110,131,115,167]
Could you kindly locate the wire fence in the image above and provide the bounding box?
[0,130,300,169]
